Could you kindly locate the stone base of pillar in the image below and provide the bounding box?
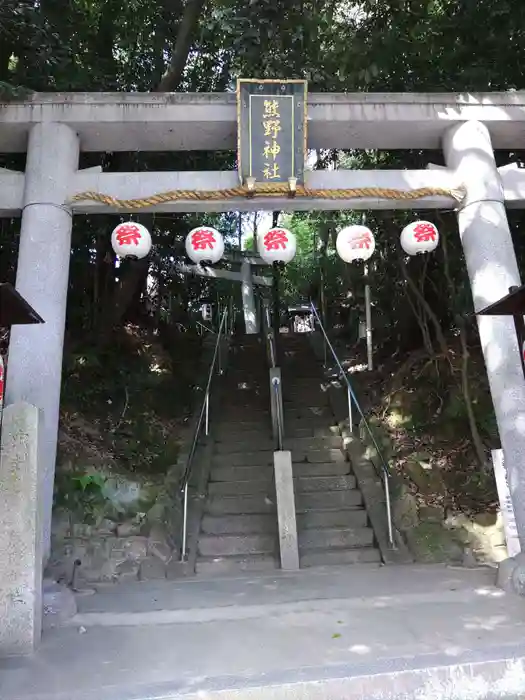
[0,402,43,656]
[496,553,525,596]
[273,450,300,571]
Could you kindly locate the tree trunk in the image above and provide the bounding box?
[100,0,207,333]
[154,0,207,92]
[398,254,450,362]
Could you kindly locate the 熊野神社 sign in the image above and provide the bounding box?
[237,79,307,187]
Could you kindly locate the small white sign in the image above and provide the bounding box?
[492,448,521,558]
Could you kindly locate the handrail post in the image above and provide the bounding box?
[364,263,373,371]
[384,471,394,547]
[270,368,284,448]
[181,482,189,561]
[346,384,353,435]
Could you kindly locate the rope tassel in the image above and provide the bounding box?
[70,185,465,210]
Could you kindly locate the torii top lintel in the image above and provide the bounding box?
[1,91,525,153]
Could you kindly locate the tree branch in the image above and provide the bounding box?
[154,0,206,92]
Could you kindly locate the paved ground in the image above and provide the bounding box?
[2,564,525,700]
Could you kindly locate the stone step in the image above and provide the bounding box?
[284,436,342,450]
[225,386,268,393]
[220,411,271,421]
[286,425,340,439]
[284,411,331,422]
[216,421,271,434]
[300,546,381,568]
[201,513,277,535]
[292,448,346,463]
[291,461,351,477]
[211,464,274,482]
[215,438,275,454]
[285,408,332,420]
[298,526,374,550]
[283,386,325,395]
[283,360,319,365]
[296,489,362,510]
[205,494,276,515]
[208,478,273,496]
[214,430,272,444]
[294,475,356,492]
[222,397,269,405]
[214,436,342,455]
[213,451,274,467]
[230,360,267,366]
[297,508,368,530]
[196,554,279,576]
[284,389,324,397]
[221,402,269,410]
[198,533,276,557]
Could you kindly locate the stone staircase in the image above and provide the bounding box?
[194,332,380,576]
[281,334,381,567]
[195,335,279,575]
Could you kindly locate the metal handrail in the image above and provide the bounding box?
[271,374,284,450]
[267,329,276,368]
[310,302,395,548]
[180,308,229,561]
[263,301,283,447]
[262,302,276,368]
[196,321,216,335]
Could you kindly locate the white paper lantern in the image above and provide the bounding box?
[258,227,296,264]
[185,226,224,265]
[111,221,152,259]
[400,220,439,256]
[336,225,375,263]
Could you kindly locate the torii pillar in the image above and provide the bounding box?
[241,260,259,334]
[6,122,79,560]
[444,121,525,551]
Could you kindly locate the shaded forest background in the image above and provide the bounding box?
[2,0,525,519]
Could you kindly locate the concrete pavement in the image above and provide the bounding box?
[1,564,525,700]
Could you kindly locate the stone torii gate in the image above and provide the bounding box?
[2,91,525,586]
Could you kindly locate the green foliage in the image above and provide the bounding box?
[54,472,109,526]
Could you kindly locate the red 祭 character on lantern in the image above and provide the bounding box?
[350,231,373,249]
[264,228,288,251]
[111,221,152,259]
[413,222,437,243]
[336,225,376,263]
[185,226,225,264]
[400,220,439,255]
[116,223,142,246]
[191,228,216,250]
[258,227,296,264]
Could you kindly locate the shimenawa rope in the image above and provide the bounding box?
[70,184,465,210]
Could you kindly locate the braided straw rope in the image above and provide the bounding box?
[70,184,465,210]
